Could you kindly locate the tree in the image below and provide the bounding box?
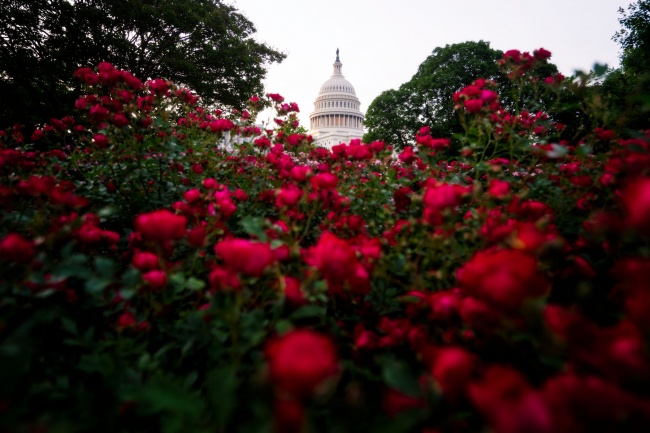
[614,0,650,76]
[0,0,285,129]
[364,41,506,148]
[362,88,416,148]
[364,41,564,149]
[600,0,650,132]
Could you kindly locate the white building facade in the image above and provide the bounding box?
[309,49,364,149]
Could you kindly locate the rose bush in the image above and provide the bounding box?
[1,49,649,433]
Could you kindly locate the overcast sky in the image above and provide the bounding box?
[229,0,635,125]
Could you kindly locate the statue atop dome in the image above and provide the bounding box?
[336,48,340,62]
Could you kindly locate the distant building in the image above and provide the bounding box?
[308,49,364,149]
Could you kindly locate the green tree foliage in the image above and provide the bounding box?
[364,41,505,147]
[0,0,285,129]
[600,0,650,132]
[362,88,414,149]
[364,41,561,149]
[614,0,650,75]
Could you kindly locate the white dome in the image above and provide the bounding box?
[308,49,365,149]
[319,76,357,95]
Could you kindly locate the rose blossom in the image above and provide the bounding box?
[456,249,549,312]
[266,329,338,397]
[214,238,275,277]
[134,209,187,242]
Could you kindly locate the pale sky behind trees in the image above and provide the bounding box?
[229,0,636,126]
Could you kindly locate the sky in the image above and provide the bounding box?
[228,0,636,126]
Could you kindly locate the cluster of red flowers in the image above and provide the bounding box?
[453,79,500,114]
[499,48,552,79]
[2,54,650,433]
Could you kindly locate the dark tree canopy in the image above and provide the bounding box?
[364,41,505,147]
[598,0,650,132]
[363,41,562,149]
[0,0,285,128]
[614,0,650,76]
[362,88,415,149]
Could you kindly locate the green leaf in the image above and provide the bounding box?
[126,375,205,433]
[207,366,239,428]
[169,273,186,289]
[290,304,327,321]
[270,239,285,250]
[94,256,115,278]
[97,206,116,218]
[274,319,293,335]
[53,254,92,279]
[85,278,111,295]
[186,277,205,291]
[240,215,268,241]
[60,317,78,336]
[380,357,420,397]
[593,63,609,77]
[119,287,136,300]
[121,267,141,288]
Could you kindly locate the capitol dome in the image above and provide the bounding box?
[309,49,364,149]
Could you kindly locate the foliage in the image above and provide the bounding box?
[0,0,285,129]
[362,88,415,150]
[364,41,558,150]
[614,0,650,76]
[403,41,506,139]
[2,49,650,433]
[599,0,650,133]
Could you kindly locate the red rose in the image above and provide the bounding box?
[208,267,241,292]
[503,49,522,64]
[382,388,424,417]
[208,119,235,132]
[254,136,271,148]
[488,179,511,198]
[148,78,169,95]
[304,232,359,293]
[464,99,484,113]
[276,185,303,208]
[431,347,475,401]
[534,48,552,61]
[142,270,167,289]
[266,329,338,397]
[620,177,650,234]
[423,183,467,210]
[183,188,201,203]
[31,129,44,141]
[267,93,284,103]
[398,146,417,164]
[457,249,549,312]
[213,189,237,217]
[0,233,35,264]
[93,134,109,148]
[203,178,218,189]
[233,189,248,202]
[459,295,503,331]
[480,90,499,104]
[214,238,275,277]
[470,366,551,433]
[89,104,110,123]
[187,226,206,248]
[131,251,160,271]
[117,311,137,330]
[134,209,187,242]
[282,276,306,306]
[310,173,338,190]
[113,112,129,128]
